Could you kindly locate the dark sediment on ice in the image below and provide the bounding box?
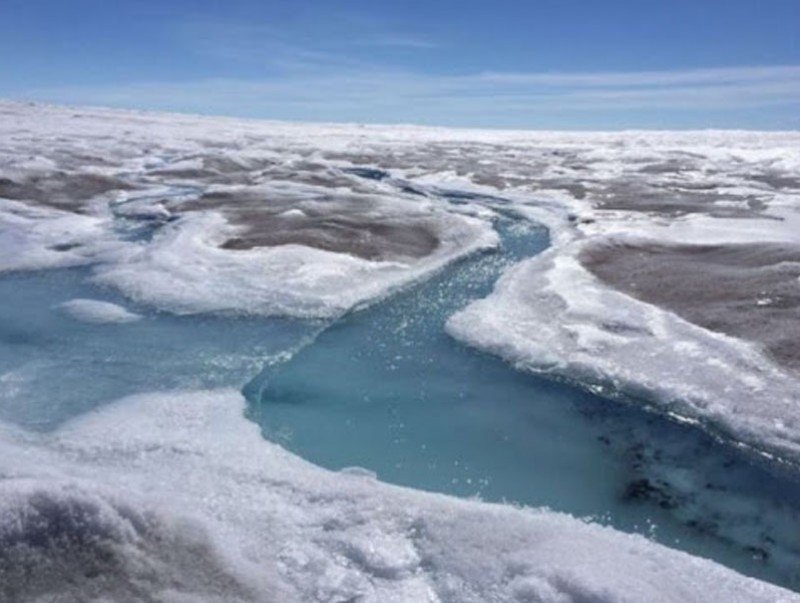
[581,240,800,373]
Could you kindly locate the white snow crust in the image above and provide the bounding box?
[447,246,800,459]
[0,199,115,272]
[0,388,792,602]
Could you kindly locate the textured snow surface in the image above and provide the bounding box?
[0,101,498,318]
[0,199,115,272]
[0,389,793,602]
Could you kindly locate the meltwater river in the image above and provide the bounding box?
[1,186,799,590]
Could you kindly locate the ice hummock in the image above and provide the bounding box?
[91,208,498,319]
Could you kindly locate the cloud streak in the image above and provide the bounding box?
[354,36,438,49]
[176,17,435,74]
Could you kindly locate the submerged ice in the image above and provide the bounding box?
[0,268,315,429]
[2,100,800,600]
[58,298,141,324]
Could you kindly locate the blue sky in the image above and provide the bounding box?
[1,0,799,129]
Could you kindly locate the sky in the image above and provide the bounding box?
[1,0,799,129]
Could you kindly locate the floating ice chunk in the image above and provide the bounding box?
[58,298,142,324]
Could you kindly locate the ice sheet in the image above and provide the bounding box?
[4,100,800,597]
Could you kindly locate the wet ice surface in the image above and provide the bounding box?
[2,101,800,599]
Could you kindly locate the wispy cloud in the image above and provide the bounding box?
[176,17,435,75]
[176,20,368,72]
[12,63,800,128]
[354,36,437,50]
[78,15,785,127]
[476,65,800,89]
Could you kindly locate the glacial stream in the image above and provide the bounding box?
[1,183,800,591]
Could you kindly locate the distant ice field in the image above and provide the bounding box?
[1,100,800,600]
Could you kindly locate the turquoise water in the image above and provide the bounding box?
[246,215,800,589]
[0,268,316,429]
[1,193,800,589]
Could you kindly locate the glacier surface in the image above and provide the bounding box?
[2,100,800,600]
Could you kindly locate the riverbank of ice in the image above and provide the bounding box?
[1,388,792,602]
